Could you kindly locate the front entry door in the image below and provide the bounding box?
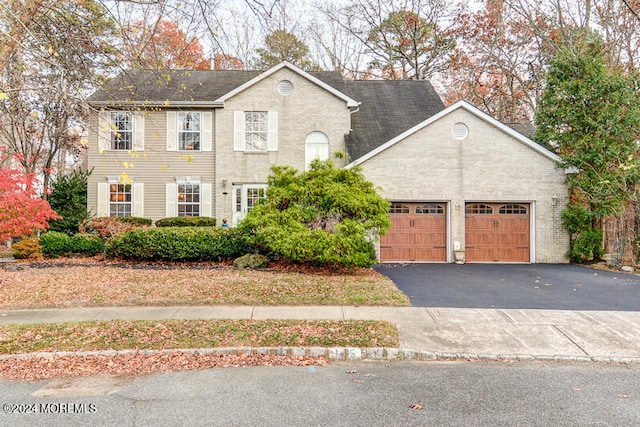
[232,184,267,226]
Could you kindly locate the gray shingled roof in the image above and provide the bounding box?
[88,68,445,161]
[343,80,444,161]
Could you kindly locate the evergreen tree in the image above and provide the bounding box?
[48,170,90,235]
[535,29,640,261]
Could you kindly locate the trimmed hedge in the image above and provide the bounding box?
[118,216,153,226]
[155,217,216,227]
[105,227,251,261]
[39,231,72,258]
[69,233,105,257]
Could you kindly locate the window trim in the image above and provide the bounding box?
[234,111,278,152]
[244,111,268,152]
[108,182,132,217]
[177,111,201,151]
[110,111,133,151]
[177,182,201,217]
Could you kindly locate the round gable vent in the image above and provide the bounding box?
[277,80,294,96]
[452,122,469,140]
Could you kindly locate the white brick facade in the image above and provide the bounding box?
[351,103,570,263]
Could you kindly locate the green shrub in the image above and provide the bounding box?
[12,238,42,259]
[561,204,605,263]
[106,227,251,261]
[69,233,105,256]
[239,161,389,267]
[118,217,153,226]
[48,169,90,235]
[568,229,605,263]
[155,217,217,227]
[39,231,71,258]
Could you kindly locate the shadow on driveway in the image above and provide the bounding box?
[375,263,640,311]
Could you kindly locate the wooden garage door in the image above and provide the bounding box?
[465,203,530,262]
[380,203,447,262]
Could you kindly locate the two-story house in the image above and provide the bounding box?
[87,61,570,263]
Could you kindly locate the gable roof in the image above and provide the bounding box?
[343,80,445,161]
[87,62,447,159]
[346,100,563,168]
[87,62,358,108]
[214,62,360,107]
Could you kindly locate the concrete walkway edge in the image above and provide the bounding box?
[2,306,640,364]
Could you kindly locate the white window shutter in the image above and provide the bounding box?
[98,111,110,151]
[267,111,278,151]
[202,112,212,151]
[165,183,177,217]
[233,111,245,151]
[133,112,145,151]
[166,111,177,151]
[201,183,212,217]
[133,183,144,217]
[97,182,109,217]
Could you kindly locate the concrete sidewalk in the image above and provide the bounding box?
[2,306,640,363]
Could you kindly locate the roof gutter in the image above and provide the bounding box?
[88,100,225,108]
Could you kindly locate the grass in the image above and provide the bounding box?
[0,319,399,354]
[0,260,410,308]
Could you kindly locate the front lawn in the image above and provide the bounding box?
[0,260,409,308]
[0,319,399,354]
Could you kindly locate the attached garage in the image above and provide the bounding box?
[380,202,447,262]
[351,101,571,264]
[465,203,530,262]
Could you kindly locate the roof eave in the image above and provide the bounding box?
[88,100,225,108]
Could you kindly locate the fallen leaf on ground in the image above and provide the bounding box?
[0,353,329,382]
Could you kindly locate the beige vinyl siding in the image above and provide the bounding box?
[87,110,215,222]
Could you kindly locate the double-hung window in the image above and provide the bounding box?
[244,112,268,151]
[109,183,132,217]
[178,112,201,151]
[178,183,200,217]
[111,112,133,150]
[234,111,277,152]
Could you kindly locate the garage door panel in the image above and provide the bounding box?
[380,247,414,262]
[380,203,447,262]
[465,203,530,263]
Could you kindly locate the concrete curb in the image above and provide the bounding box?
[1,347,639,364]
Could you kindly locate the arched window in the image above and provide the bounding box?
[389,203,410,214]
[465,204,493,214]
[305,131,329,170]
[416,203,445,214]
[499,204,528,215]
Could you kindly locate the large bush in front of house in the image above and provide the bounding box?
[105,227,250,261]
[47,169,90,235]
[155,217,216,227]
[239,160,391,268]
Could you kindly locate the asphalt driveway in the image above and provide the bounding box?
[375,263,640,311]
